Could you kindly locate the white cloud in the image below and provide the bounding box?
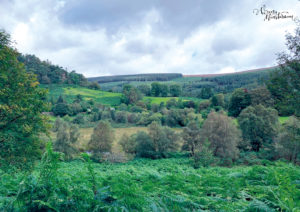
[0,0,299,77]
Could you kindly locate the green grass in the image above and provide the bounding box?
[42,84,122,106]
[143,96,179,104]
[1,158,299,211]
[279,116,290,124]
[43,84,202,106]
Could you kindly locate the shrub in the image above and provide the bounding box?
[130,105,144,113]
[228,88,251,117]
[147,122,179,158]
[115,111,128,123]
[182,121,202,156]
[53,121,78,160]
[169,84,182,97]
[119,134,137,155]
[211,93,225,107]
[275,116,300,163]
[101,111,112,120]
[238,104,279,152]
[135,131,155,158]
[52,117,64,132]
[127,113,140,124]
[88,121,115,161]
[201,111,240,163]
[193,140,216,168]
[72,113,86,125]
[52,103,70,117]
[198,100,211,112]
[69,103,82,115]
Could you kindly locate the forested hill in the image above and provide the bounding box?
[18,54,88,86]
[88,73,183,83]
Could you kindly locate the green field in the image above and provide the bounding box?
[279,116,290,124]
[1,158,299,211]
[43,84,201,106]
[43,84,122,106]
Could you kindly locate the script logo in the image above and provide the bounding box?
[253,5,300,25]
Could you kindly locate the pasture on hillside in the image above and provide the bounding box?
[43,84,201,106]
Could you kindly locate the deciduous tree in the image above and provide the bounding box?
[275,116,300,163]
[228,88,251,117]
[238,105,279,152]
[0,30,49,170]
[201,111,240,162]
[88,121,114,159]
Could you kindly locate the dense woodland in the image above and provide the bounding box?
[0,27,300,211]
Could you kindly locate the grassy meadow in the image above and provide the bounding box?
[43,84,202,106]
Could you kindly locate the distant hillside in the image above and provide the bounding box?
[88,73,183,83]
[18,54,89,86]
[184,66,278,78]
[89,66,278,95]
[181,66,278,95]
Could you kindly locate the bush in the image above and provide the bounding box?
[52,103,70,117]
[275,116,300,163]
[147,122,179,158]
[238,104,279,152]
[135,131,156,158]
[119,134,137,155]
[201,111,240,163]
[88,121,115,161]
[72,113,86,125]
[127,113,140,124]
[115,111,128,123]
[53,121,78,160]
[193,140,216,168]
[198,100,211,112]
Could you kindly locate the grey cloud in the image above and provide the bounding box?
[0,0,298,77]
[59,0,239,38]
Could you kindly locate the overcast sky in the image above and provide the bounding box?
[0,0,299,77]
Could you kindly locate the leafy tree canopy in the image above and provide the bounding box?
[0,30,49,170]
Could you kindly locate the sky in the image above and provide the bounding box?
[0,0,299,77]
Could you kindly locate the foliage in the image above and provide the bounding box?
[181,121,202,156]
[53,121,79,160]
[52,102,70,116]
[137,84,151,96]
[238,105,279,152]
[43,84,122,106]
[88,121,115,160]
[169,84,182,97]
[1,158,299,211]
[0,30,49,171]
[228,88,251,117]
[275,116,300,163]
[198,87,213,99]
[201,111,240,163]
[249,86,274,107]
[211,93,225,107]
[18,54,88,86]
[193,139,216,168]
[87,81,101,90]
[119,134,137,155]
[89,73,182,83]
[148,122,179,157]
[135,131,155,158]
[122,84,142,105]
[268,28,300,116]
